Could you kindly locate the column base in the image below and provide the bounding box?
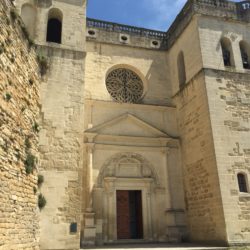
[82,211,97,246]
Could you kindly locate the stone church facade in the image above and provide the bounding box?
[10,0,250,249]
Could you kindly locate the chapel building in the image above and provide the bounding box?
[14,0,250,249]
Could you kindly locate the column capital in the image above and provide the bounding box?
[84,132,97,143]
[86,142,95,152]
[161,147,171,155]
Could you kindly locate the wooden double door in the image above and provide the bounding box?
[116,190,143,240]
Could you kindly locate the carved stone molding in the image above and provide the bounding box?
[36,0,52,8]
[97,152,159,186]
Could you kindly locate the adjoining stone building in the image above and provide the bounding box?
[9,0,250,249]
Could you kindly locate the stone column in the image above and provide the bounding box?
[86,142,94,210]
[83,142,96,246]
[162,146,176,241]
[163,145,183,242]
[105,178,116,242]
[163,147,172,210]
[146,189,153,240]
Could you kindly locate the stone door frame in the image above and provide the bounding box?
[102,177,155,243]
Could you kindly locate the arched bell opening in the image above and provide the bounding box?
[46,8,63,44]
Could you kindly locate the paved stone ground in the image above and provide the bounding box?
[81,243,231,250]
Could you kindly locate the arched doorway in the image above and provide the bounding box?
[94,153,159,243]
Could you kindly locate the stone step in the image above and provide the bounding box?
[81,243,229,250]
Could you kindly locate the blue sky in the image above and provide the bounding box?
[87,0,242,31]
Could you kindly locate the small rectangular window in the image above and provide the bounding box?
[70,223,77,234]
[237,173,248,193]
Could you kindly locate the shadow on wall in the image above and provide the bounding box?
[21,3,37,39]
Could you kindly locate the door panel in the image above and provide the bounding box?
[116,191,130,239]
[135,191,143,239]
[129,191,137,239]
[116,190,143,240]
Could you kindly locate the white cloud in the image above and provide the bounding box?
[141,0,241,30]
[141,0,187,30]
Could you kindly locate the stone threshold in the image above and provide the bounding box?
[81,242,229,250]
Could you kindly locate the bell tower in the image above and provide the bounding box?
[15,0,87,249]
[16,0,86,50]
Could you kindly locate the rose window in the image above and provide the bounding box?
[106,68,144,103]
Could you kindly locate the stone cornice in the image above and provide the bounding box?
[84,99,176,110]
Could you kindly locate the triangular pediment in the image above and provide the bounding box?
[85,113,171,138]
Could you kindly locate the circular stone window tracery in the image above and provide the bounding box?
[106,68,144,103]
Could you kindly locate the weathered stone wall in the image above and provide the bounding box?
[38,46,85,250]
[84,20,187,243]
[16,0,86,52]
[205,70,250,245]
[171,12,250,246]
[23,0,87,248]
[173,71,227,245]
[85,41,171,106]
[199,15,250,245]
[0,1,40,250]
[198,16,250,72]
[1,0,249,248]
[169,18,226,244]
[168,16,203,96]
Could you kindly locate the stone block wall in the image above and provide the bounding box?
[168,16,203,96]
[198,14,250,245]
[13,0,88,248]
[38,46,85,250]
[205,69,250,245]
[167,14,229,244]
[85,42,172,106]
[173,71,227,245]
[0,1,40,249]
[15,0,86,52]
[198,16,250,72]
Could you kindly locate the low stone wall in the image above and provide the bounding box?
[0,1,40,249]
